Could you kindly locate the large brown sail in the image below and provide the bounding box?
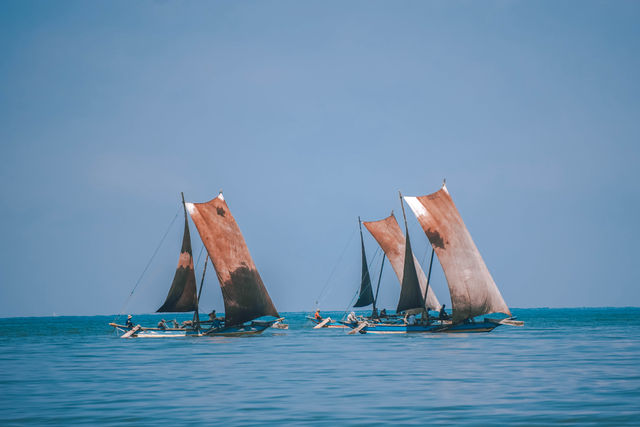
[185,193,279,326]
[363,214,441,310]
[157,212,198,312]
[404,185,511,323]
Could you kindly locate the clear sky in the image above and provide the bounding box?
[1,1,639,317]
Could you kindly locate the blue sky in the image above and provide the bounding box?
[1,1,639,317]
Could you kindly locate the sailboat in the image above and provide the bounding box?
[307,217,377,329]
[345,184,522,334]
[110,192,282,338]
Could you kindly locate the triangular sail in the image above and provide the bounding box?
[396,225,425,313]
[404,185,511,323]
[354,220,374,307]
[185,193,279,326]
[157,210,198,312]
[363,214,441,310]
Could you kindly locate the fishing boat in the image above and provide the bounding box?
[345,183,522,334]
[307,216,391,329]
[110,192,282,338]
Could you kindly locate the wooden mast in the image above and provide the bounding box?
[373,253,385,316]
[193,254,209,329]
[424,249,435,314]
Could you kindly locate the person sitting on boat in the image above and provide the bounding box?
[439,304,450,320]
[181,320,193,328]
[126,315,134,329]
[157,319,167,330]
[379,308,387,318]
[314,309,323,321]
[209,310,217,321]
[171,319,179,328]
[346,311,358,324]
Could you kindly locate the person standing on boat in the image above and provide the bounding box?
[126,315,134,329]
[314,309,323,321]
[439,304,450,320]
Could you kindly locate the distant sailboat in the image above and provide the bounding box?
[404,183,519,327]
[110,192,282,338]
[363,213,441,312]
[345,184,522,334]
[308,217,379,329]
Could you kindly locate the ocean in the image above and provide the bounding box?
[1,308,639,425]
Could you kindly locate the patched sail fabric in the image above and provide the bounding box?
[363,214,441,310]
[186,193,279,326]
[396,225,425,313]
[404,185,511,323]
[157,213,197,312]
[353,223,374,307]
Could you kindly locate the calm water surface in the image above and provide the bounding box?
[1,308,639,425]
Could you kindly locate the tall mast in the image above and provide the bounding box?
[197,255,209,302]
[399,191,408,230]
[180,191,200,328]
[373,253,385,314]
[359,216,368,313]
[354,216,374,309]
[371,210,393,315]
[182,191,194,309]
[193,254,209,329]
[424,248,435,312]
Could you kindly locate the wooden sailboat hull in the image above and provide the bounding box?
[194,320,278,337]
[345,319,501,334]
[110,323,190,338]
[110,320,281,338]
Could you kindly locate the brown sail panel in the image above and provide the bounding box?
[363,214,441,310]
[404,185,511,323]
[185,193,279,326]
[157,214,198,312]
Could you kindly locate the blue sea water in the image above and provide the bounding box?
[1,308,639,425]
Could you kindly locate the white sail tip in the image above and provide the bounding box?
[185,202,195,214]
[404,196,428,218]
[217,192,225,201]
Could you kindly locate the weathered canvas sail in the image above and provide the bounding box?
[363,214,441,310]
[404,185,511,323]
[157,211,197,312]
[186,193,279,326]
[354,222,374,307]
[396,225,425,313]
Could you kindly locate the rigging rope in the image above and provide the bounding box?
[340,246,381,319]
[194,243,205,270]
[115,206,181,322]
[313,225,357,310]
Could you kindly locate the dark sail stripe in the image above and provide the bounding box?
[396,226,425,313]
[354,225,374,307]
[157,214,198,312]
